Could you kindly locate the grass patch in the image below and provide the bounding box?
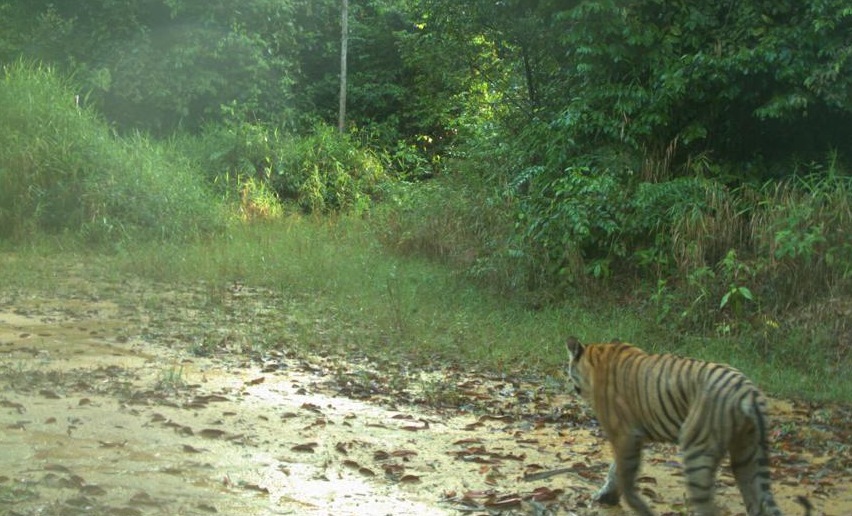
[669,336,848,402]
[1,214,848,403]
[17,215,838,404]
[109,218,655,373]
[154,363,187,392]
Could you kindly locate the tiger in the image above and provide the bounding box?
[565,337,811,516]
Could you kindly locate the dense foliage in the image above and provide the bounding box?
[417,0,852,171]
[0,0,849,353]
[182,120,390,214]
[0,0,303,134]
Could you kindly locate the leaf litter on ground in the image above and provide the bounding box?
[0,259,849,515]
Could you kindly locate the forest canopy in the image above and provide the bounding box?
[2,0,848,168]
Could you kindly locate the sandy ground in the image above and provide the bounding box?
[0,271,848,515]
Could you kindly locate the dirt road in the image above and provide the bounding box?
[0,266,848,515]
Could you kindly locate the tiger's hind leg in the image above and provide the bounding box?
[730,438,781,516]
[680,405,723,516]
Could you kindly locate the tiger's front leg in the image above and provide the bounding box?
[593,462,621,505]
[604,430,655,516]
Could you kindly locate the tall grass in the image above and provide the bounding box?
[0,61,224,243]
[373,174,521,295]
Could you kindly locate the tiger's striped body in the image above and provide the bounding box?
[566,337,786,516]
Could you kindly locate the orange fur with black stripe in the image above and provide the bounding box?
[566,337,807,516]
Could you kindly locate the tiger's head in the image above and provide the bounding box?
[566,336,591,399]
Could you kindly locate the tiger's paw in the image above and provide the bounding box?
[593,489,621,506]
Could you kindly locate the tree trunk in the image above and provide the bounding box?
[338,0,348,133]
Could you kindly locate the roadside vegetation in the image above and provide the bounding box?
[1,1,850,404]
[0,61,225,243]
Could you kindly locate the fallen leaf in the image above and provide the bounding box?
[453,438,482,445]
[401,420,429,431]
[300,402,323,414]
[239,482,269,494]
[528,486,563,502]
[291,442,318,453]
[98,440,128,448]
[80,484,107,496]
[44,464,73,473]
[129,492,157,506]
[484,494,522,509]
[0,400,25,413]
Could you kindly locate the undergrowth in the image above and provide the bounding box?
[0,60,224,243]
[4,216,844,403]
[178,120,391,216]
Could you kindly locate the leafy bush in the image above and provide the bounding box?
[379,145,850,359]
[187,121,391,214]
[641,170,850,339]
[0,61,224,243]
[273,124,390,213]
[515,165,624,289]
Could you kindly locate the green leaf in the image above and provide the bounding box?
[737,286,754,301]
[720,291,732,309]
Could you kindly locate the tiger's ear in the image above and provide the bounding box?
[566,337,584,359]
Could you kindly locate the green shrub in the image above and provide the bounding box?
[750,168,852,307]
[185,121,391,214]
[80,134,226,243]
[273,124,390,213]
[642,168,851,341]
[0,60,224,243]
[0,61,98,238]
[378,147,850,361]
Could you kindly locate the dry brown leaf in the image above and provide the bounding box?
[291,442,318,453]
[199,428,226,439]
